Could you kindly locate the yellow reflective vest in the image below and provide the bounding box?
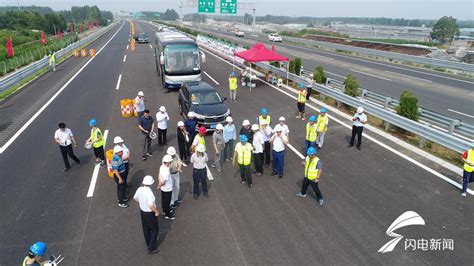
[306,123,317,142]
[90,127,105,148]
[258,115,271,127]
[229,77,238,91]
[464,149,474,172]
[316,115,329,133]
[297,90,307,103]
[235,142,252,165]
[193,135,206,151]
[305,156,320,180]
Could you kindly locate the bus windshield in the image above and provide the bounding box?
[164,44,200,75]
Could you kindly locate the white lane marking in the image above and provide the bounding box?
[123,55,127,62]
[126,44,129,50]
[115,74,122,90]
[326,71,347,79]
[149,44,153,49]
[206,164,214,180]
[203,71,220,85]
[384,70,432,83]
[350,69,392,81]
[128,38,130,42]
[87,129,109,197]
[287,143,305,159]
[202,49,474,195]
[448,109,474,119]
[0,22,124,154]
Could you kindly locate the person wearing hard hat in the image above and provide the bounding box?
[156,106,170,146]
[233,135,254,188]
[191,144,209,199]
[192,126,207,153]
[135,91,146,118]
[316,108,329,149]
[114,136,130,177]
[48,50,56,72]
[112,145,128,208]
[257,108,271,128]
[176,121,190,162]
[296,83,307,120]
[212,123,225,172]
[278,116,290,138]
[260,119,273,168]
[229,72,238,102]
[157,155,175,219]
[296,147,323,206]
[304,115,318,155]
[22,242,48,266]
[348,107,367,150]
[167,146,186,208]
[270,124,289,178]
[461,143,474,197]
[133,175,160,254]
[138,109,155,160]
[185,112,198,152]
[86,118,105,165]
[223,116,237,162]
[240,119,253,143]
[307,74,314,100]
[252,124,264,176]
[54,122,81,172]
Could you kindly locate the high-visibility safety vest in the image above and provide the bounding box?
[305,156,320,180]
[297,90,307,103]
[316,115,329,132]
[306,123,317,142]
[193,135,206,151]
[235,143,252,165]
[90,127,105,148]
[229,77,238,91]
[49,53,56,64]
[464,149,474,172]
[258,115,271,127]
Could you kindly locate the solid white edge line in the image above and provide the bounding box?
[206,164,214,180]
[350,68,392,81]
[115,74,122,90]
[448,109,474,119]
[201,49,474,195]
[87,129,108,197]
[126,44,129,50]
[287,144,305,159]
[149,44,153,49]
[203,71,220,85]
[123,55,127,62]
[0,22,124,155]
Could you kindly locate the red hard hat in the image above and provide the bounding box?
[199,126,207,134]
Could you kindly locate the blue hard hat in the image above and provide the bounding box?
[88,119,97,126]
[260,108,268,115]
[240,134,248,142]
[230,72,236,76]
[300,83,305,89]
[308,115,317,122]
[29,242,47,256]
[307,147,317,156]
[320,107,327,113]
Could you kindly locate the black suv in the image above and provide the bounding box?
[178,81,230,130]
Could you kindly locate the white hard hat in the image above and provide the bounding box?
[251,124,259,131]
[242,119,250,126]
[142,175,154,185]
[274,124,283,132]
[113,136,124,144]
[167,146,176,156]
[162,154,173,163]
[357,107,364,113]
[188,111,195,117]
[310,73,314,77]
[225,116,233,123]
[159,106,166,112]
[278,116,286,122]
[137,91,145,96]
[113,145,123,154]
[196,144,205,153]
[216,123,224,130]
[177,121,185,127]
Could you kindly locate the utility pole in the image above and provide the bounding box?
[17,0,21,11]
[252,8,256,29]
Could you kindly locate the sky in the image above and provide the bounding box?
[4,0,474,20]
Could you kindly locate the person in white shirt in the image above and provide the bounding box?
[191,144,209,199]
[114,136,130,180]
[135,91,146,118]
[156,106,170,146]
[157,155,175,219]
[278,116,290,138]
[54,122,81,172]
[251,124,264,176]
[133,175,160,254]
[348,106,368,150]
[270,124,289,178]
[167,146,186,209]
[260,120,273,168]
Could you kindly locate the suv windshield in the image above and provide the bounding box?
[164,44,200,75]
[190,91,222,105]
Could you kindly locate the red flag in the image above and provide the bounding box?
[95,20,99,27]
[79,25,83,33]
[58,30,62,40]
[41,32,46,45]
[70,22,74,33]
[6,37,14,58]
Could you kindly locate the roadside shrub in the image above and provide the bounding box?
[343,74,360,97]
[293,57,302,75]
[313,65,326,84]
[397,90,419,121]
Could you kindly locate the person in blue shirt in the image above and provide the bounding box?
[112,145,128,208]
[223,116,237,162]
[184,111,198,153]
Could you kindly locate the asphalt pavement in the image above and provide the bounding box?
[0,20,472,265]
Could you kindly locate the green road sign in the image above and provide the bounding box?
[198,0,216,13]
[220,0,237,14]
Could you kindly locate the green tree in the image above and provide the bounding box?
[293,58,302,75]
[313,65,326,84]
[343,75,360,97]
[288,59,295,74]
[397,90,419,121]
[430,16,460,43]
[162,9,179,21]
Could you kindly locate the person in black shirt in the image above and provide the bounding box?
[138,109,155,160]
[239,119,253,143]
[176,121,190,162]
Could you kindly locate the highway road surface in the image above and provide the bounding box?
[0,20,472,265]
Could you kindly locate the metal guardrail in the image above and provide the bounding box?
[0,22,119,93]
